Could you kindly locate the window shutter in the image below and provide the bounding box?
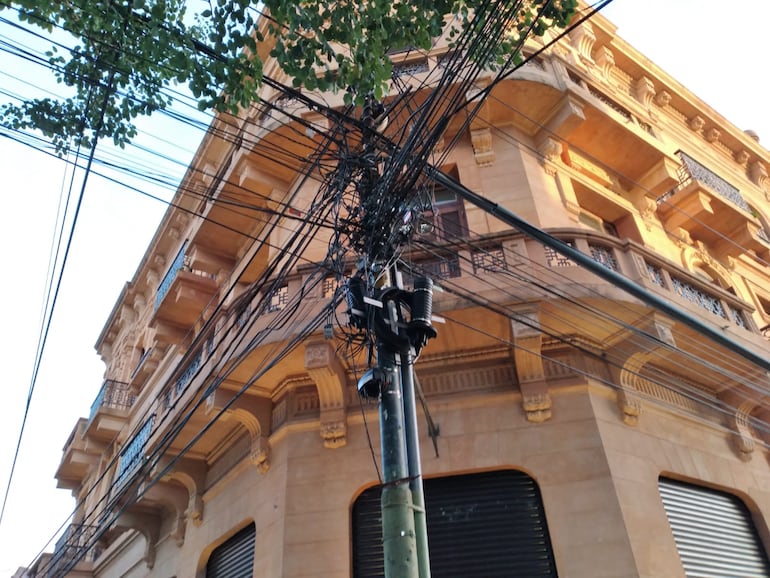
[353,470,558,577]
[206,523,256,578]
[659,477,770,577]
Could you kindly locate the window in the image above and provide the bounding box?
[424,166,468,241]
[659,477,770,577]
[579,210,618,237]
[206,523,256,578]
[352,470,558,577]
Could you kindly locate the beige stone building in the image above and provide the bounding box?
[34,8,770,578]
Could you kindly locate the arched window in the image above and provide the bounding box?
[206,523,256,578]
[352,470,557,577]
[659,477,770,577]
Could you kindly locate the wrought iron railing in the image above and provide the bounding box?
[174,353,201,399]
[155,242,188,310]
[47,523,99,577]
[130,347,152,379]
[88,380,134,423]
[115,415,155,487]
[676,152,750,212]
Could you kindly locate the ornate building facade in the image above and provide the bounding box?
[35,8,770,578]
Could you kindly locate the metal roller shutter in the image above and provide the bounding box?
[352,470,558,577]
[206,523,256,578]
[659,477,770,578]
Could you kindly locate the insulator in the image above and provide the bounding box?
[346,276,367,329]
[410,277,434,329]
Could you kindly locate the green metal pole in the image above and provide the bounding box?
[399,348,431,578]
[379,343,419,578]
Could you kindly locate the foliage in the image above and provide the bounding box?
[0,0,576,152]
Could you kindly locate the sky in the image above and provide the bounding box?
[0,0,769,574]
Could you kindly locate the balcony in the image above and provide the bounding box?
[47,523,99,576]
[84,380,134,442]
[56,419,102,490]
[152,242,218,338]
[657,152,757,256]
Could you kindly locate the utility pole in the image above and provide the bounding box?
[349,272,437,578]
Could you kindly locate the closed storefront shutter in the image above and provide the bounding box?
[352,470,558,577]
[659,477,770,578]
[206,523,256,578]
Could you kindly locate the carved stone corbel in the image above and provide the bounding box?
[154,456,207,527]
[705,127,720,143]
[569,22,596,65]
[206,390,272,472]
[141,481,190,546]
[632,76,655,109]
[113,510,161,568]
[720,390,763,461]
[470,128,496,166]
[249,435,271,473]
[305,341,348,448]
[594,45,615,79]
[537,136,563,176]
[511,309,551,423]
[654,90,671,107]
[749,160,768,192]
[688,115,705,132]
[735,150,750,165]
[606,315,676,425]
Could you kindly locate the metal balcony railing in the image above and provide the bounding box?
[47,523,99,577]
[88,380,134,423]
[155,241,188,310]
[676,152,750,212]
[114,415,155,487]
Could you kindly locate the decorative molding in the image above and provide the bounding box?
[569,22,596,64]
[749,160,768,191]
[606,315,676,425]
[249,435,271,474]
[720,392,759,461]
[654,90,671,107]
[470,127,496,166]
[735,149,750,165]
[305,341,348,448]
[688,115,705,132]
[632,76,655,109]
[511,308,552,422]
[153,456,207,527]
[113,510,161,569]
[206,390,272,472]
[705,127,721,143]
[537,136,562,176]
[593,45,615,79]
[141,482,189,546]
